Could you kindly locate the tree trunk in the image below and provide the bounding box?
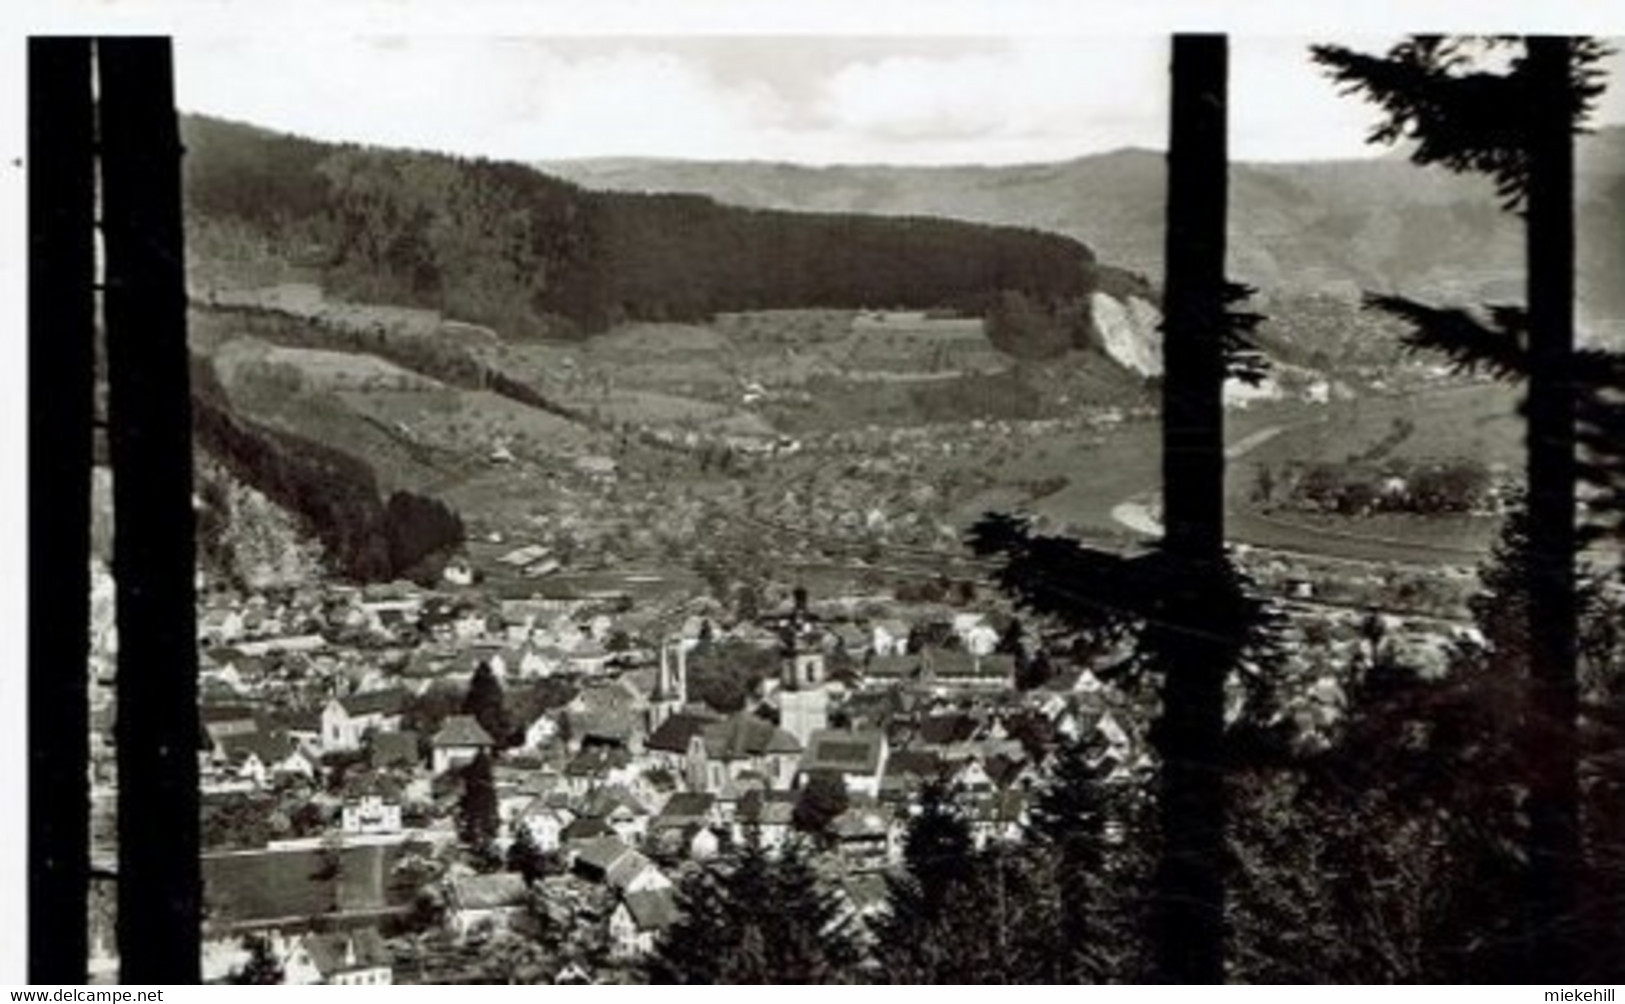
[100,37,202,983]
[1153,33,1230,984]
[28,36,96,984]
[1521,34,1581,981]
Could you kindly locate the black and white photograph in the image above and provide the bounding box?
[15,0,1625,986]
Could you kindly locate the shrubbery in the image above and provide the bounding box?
[1261,456,1498,516]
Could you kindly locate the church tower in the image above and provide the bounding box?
[649,639,687,731]
[778,587,829,747]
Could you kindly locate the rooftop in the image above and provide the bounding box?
[432,715,494,749]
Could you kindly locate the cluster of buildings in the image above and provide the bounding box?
[166,575,1147,984]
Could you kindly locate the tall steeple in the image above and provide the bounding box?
[650,638,687,730]
[778,587,828,745]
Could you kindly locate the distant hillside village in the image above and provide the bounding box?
[88,557,1155,984]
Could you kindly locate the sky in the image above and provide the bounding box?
[172,35,1625,167]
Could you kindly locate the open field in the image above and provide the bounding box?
[337,387,605,462]
[985,385,1522,565]
[1238,381,1524,473]
[194,289,1552,583]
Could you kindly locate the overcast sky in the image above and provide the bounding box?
[173,36,1625,166]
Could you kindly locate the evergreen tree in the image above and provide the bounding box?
[874,786,1067,983]
[382,490,465,579]
[229,935,285,985]
[873,781,1000,982]
[1150,34,1236,984]
[901,780,974,911]
[646,830,859,983]
[791,771,849,841]
[506,820,545,886]
[1311,35,1612,980]
[1028,735,1126,981]
[463,661,511,747]
[457,751,500,858]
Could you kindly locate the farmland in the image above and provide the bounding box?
[188,277,1549,607]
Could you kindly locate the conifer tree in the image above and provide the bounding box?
[646,830,859,984]
[1311,35,1612,979]
[457,751,500,861]
[463,661,511,747]
[229,935,285,985]
[506,820,544,886]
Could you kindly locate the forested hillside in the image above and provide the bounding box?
[182,115,1107,340]
[544,130,1625,324]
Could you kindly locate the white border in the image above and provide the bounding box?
[7,0,1625,987]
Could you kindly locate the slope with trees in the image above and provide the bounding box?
[182,115,1108,349]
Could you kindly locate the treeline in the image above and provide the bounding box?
[650,743,1150,984]
[196,303,487,387]
[191,355,465,582]
[589,193,1095,326]
[1257,455,1500,516]
[182,115,1101,341]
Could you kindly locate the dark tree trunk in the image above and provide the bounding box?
[1153,34,1230,984]
[28,36,96,984]
[1521,34,1581,982]
[99,37,202,983]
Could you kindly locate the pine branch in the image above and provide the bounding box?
[965,513,1282,658]
[1364,292,1625,552]
[1223,281,1271,387]
[1310,37,1611,212]
[1363,293,1527,380]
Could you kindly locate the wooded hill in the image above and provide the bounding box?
[542,131,1625,325]
[181,115,1112,339]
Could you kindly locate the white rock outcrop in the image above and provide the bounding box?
[1090,292,1163,377]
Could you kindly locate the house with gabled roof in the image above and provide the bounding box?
[733,789,796,854]
[215,729,316,788]
[913,711,982,750]
[320,688,409,753]
[871,619,911,658]
[923,648,1015,690]
[969,789,1029,850]
[570,836,633,884]
[581,786,654,843]
[445,872,530,940]
[201,703,261,750]
[513,797,574,853]
[644,710,721,771]
[561,814,615,846]
[431,715,494,775]
[522,711,560,751]
[340,794,403,836]
[609,887,679,959]
[563,677,645,752]
[879,749,944,802]
[653,791,718,833]
[270,709,323,756]
[686,713,802,794]
[797,729,889,798]
[562,746,636,797]
[864,652,925,687]
[984,751,1037,792]
[284,929,393,986]
[829,801,901,871]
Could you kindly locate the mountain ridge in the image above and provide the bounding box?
[540,128,1625,319]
